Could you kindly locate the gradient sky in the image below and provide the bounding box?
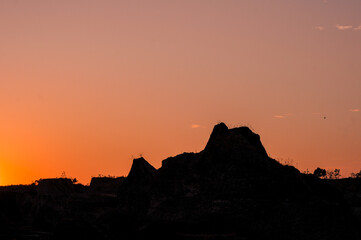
[1,0,360,185]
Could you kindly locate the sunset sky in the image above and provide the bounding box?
[1,0,360,185]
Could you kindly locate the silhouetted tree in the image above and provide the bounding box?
[34,179,41,185]
[333,169,341,179]
[313,168,326,178]
[61,171,67,178]
[350,170,361,178]
[325,169,341,179]
[327,170,334,179]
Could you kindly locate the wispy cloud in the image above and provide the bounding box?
[336,24,353,30]
[314,26,325,31]
[354,24,361,30]
[273,114,291,119]
[349,109,360,112]
[191,124,201,128]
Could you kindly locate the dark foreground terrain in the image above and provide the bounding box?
[1,123,360,239]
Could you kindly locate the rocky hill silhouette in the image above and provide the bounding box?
[0,123,360,239]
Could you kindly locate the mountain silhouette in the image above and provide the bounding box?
[115,123,358,239]
[0,122,359,239]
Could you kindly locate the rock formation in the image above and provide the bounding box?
[0,122,359,239]
[116,123,359,239]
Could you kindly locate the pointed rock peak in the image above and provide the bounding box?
[133,157,150,166]
[127,157,157,179]
[205,122,229,150]
[204,122,268,157]
[212,122,228,135]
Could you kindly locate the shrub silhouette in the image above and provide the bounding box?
[350,170,361,178]
[313,167,326,178]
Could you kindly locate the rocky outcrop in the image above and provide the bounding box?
[119,157,157,194]
[118,157,158,217]
[117,122,359,239]
[0,122,359,239]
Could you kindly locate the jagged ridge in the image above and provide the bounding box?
[116,122,358,239]
[0,122,358,240]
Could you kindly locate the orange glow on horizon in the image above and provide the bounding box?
[1,1,360,186]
